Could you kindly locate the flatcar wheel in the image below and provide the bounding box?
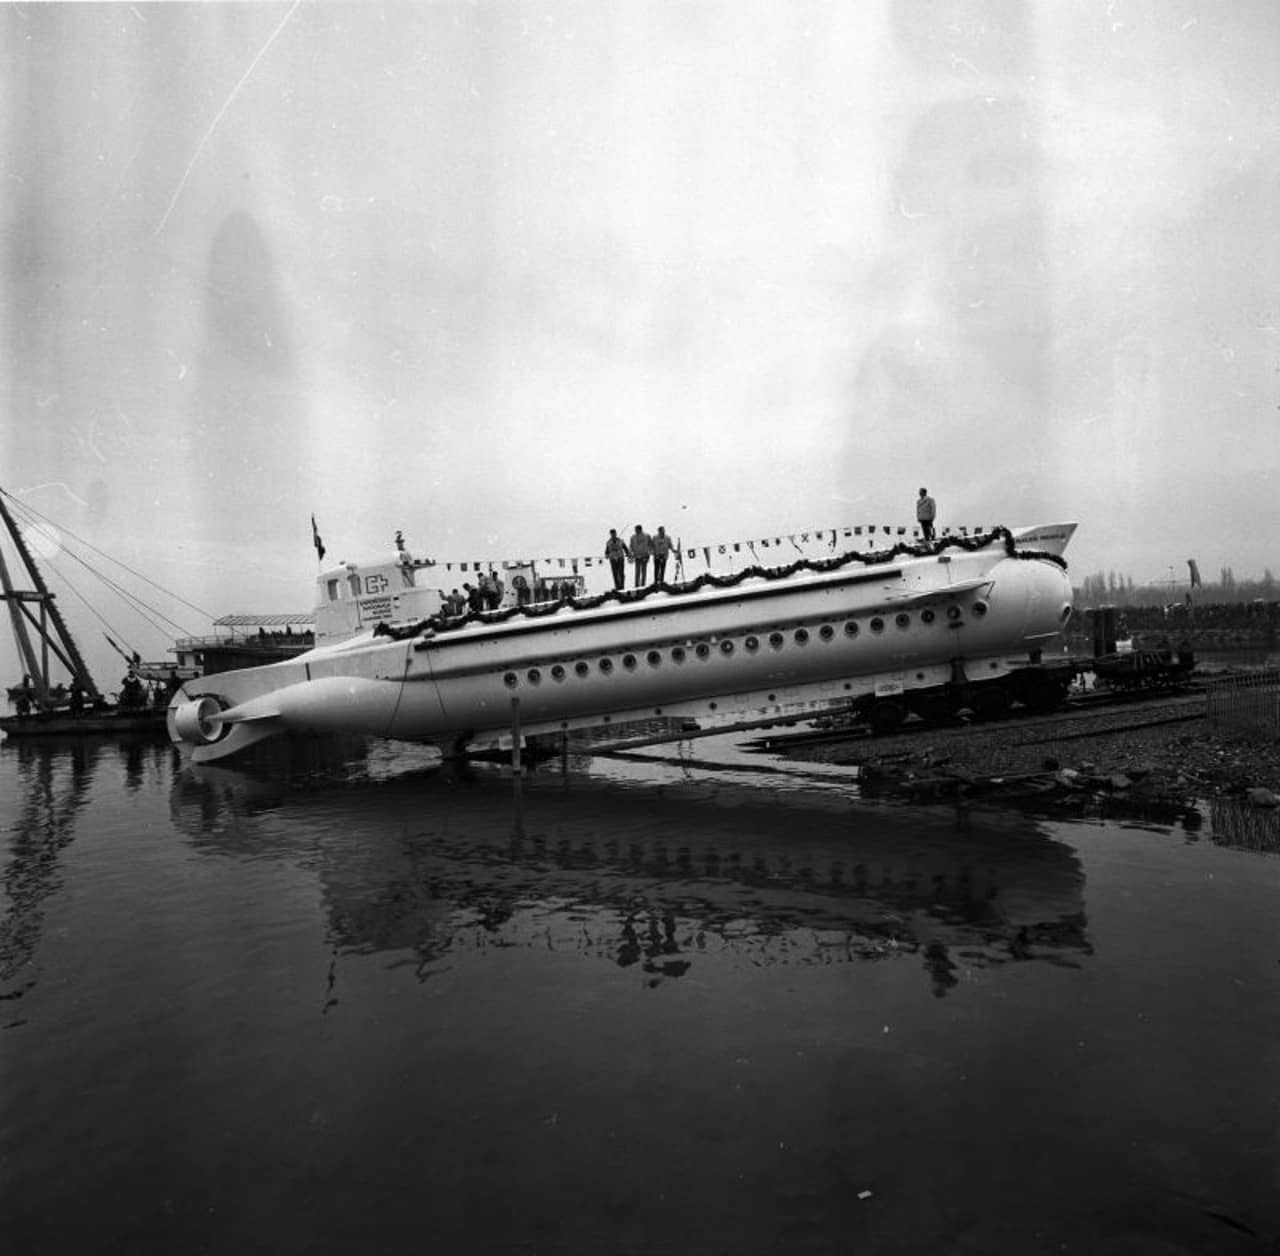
[910,692,956,725]
[970,684,1011,721]
[869,698,907,735]
[1022,676,1067,714]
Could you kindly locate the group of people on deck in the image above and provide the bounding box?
[7,668,182,717]
[604,525,676,591]
[601,495,936,596]
[443,570,506,617]
[432,491,938,620]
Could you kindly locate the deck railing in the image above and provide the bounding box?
[172,632,314,650]
[1204,669,1280,740]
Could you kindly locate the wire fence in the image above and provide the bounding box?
[1204,669,1280,740]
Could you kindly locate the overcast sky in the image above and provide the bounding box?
[3,0,1278,683]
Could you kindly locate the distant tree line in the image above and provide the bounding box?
[1074,568,1277,608]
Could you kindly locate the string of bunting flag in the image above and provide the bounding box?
[371,527,1065,643]
[422,522,996,576]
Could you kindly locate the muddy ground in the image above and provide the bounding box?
[784,703,1280,810]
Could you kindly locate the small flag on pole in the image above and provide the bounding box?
[311,515,326,562]
[1187,559,1201,587]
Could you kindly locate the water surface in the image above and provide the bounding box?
[2,734,1278,1254]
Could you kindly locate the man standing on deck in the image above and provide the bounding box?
[604,529,629,590]
[652,526,674,584]
[629,525,654,586]
[916,487,937,542]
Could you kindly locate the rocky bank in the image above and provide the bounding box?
[786,708,1280,812]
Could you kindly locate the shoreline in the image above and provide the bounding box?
[784,703,1280,812]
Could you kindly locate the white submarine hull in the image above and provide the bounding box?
[168,525,1077,764]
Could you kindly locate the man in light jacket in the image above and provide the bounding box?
[916,488,937,542]
[629,525,654,586]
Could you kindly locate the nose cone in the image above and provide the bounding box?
[1026,559,1074,640]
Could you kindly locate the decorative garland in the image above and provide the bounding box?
[369,528,1066,643]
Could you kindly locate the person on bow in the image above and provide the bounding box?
[916,487,937,542]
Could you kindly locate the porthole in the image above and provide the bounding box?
[844,621,859,637]
[794,628,810,645]
[574,661,590,677]
[709,702,718,711]
[551,664,567,681]
[527,668,542,684]
[696,643,711,659]
[745,635,759,652]
[503,672,518,688]
[895,612,910,629]
[769,632,785,649]
[599,657,614,674]
[719,640,734,656]
[646,650,662,667]
[947,606,962,621]
[921,609,936,624]
[623,653,637,670]
[671,646,687,664]
[870,617,885,633]
[819,625,834,642]
[972,600,989,617]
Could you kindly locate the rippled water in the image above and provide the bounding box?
[2,732,1278,1254]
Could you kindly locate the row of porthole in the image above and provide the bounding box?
[503,600,988,688]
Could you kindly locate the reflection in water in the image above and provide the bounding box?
[1208,799,1280,854]
[0,739,176,1013]
[0,741,101,1008]
[171,747,1092,1000]
[0,738,1274,1252]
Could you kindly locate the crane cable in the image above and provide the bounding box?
[1,490,214,651]
[1,489,215,622]
[6,499,192,644]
